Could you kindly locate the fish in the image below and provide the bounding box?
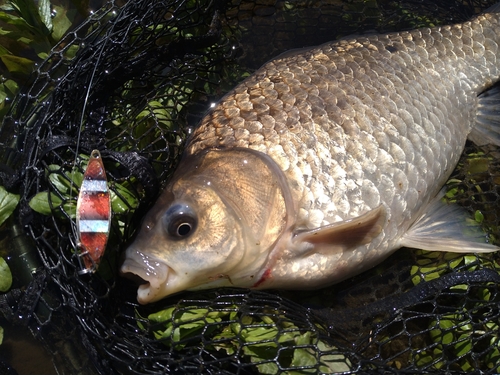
[121,5,500,304]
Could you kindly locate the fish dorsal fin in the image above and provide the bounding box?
[470,85,500,146]
[292,205,386,255]
[400,192,499,253]
[185,148,294,250]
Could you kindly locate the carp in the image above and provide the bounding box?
[122,6,500,304]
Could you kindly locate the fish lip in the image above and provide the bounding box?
[120,249,171,304]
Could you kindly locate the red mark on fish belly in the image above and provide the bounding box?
[252,269,272,288]
[76,150,111,272]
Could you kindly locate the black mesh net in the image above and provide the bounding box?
[0,0,500,374]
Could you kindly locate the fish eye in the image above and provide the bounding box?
[163,204,198,239]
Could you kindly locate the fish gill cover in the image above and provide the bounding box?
[0,0,500,374]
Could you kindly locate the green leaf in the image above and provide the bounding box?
[478,287,491,302]
[243,343,279,374]
[110,183,139,213]
[9,0,50,35]
[450,284,468,291]
[0,186,20,226]
[0,44,12,56]
[63,44,79,59]
[0,27,12,36]
[0,3,14,11]
[474,210,484,224]
[455,337,472,357]
[0,88,8,106]
[0,54,34,75]
[255,361,278,375]
[242,325,279,343]
[0,257,12,292]
[0,11,30,28]
[38,0,52,32]
[291,347,316,369]
[47,164,82,195]
[29,190,76,217]
[3,79,18,95]
[29,191,58,215]
[0,326,3,345]
[148,307,175,323]
[414,350,434,367]
[51,4,73,41]
[317,340,351,372]
[148,307,229,348]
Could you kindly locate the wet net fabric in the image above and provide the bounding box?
[0,0,500,374]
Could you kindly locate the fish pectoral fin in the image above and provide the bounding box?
[400,192,499,253]
[292,205,386,255]
[470,84,500,146]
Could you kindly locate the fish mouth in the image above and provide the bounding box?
[120,248,171,304]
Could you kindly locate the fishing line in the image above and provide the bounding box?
[68,26,114,268]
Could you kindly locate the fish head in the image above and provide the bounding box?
[121,148,292,304]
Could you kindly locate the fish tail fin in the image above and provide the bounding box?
[470,84,500,147]
[483,2,500,14]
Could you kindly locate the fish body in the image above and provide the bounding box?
[122,9,500,304]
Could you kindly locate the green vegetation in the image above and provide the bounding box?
[0,185,18,226]
[28,156,140,220]
[0,0,88,117]
[0,256,12,292]
[140,305,351,374]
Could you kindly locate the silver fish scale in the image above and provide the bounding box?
[186,14,500,280]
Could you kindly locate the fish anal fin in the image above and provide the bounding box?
[400,193,499,253]
[292,205,386,255]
